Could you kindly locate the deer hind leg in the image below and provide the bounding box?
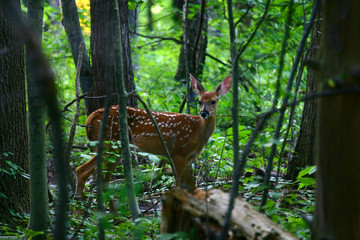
[76,155,97,197]
[102,154,122,188]
[75,145,122,198]
[101,155,123,214]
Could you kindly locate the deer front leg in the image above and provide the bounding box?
[173,155,195,191]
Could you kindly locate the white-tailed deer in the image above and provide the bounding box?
[76,74,231,196]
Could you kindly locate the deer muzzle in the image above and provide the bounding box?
[200,110,210,119]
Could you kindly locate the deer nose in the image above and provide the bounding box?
[200,110,209,118]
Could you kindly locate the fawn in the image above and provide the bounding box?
[75,74,231,196]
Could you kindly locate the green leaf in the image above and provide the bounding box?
[0,192,8,199]
[298,177,316,190]
[148,154,160,163]
[137,152,160,163]
[308,166,317,175]
[22,228,44,239]
[298,166,317,178]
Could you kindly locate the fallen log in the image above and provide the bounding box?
[161,187,298,240]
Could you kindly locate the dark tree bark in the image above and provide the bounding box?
[61,0,93,114]
[286,3,321,181]
[88,0,136,113]
[314,0,360,238]
[88,0,115,113]
[0,0,30,225]
[174,0,208,83]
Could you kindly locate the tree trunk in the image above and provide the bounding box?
[26,0,49,237]
[172,0,184,23]
[118,0,137,107]
[61,0,93,114]
[286,3,321,181]
[0,0,30,225]
[314,0,360,239]
[147,0,153,31]
[88,0,136,113]
[174,0,208,83]
[88,0,115,113]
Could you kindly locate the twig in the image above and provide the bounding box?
[46,90,87,133]
[135,39,163,49]
[62,116,87,127]
[141,198,161,215]
[178,93,187,113]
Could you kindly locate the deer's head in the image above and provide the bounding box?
[190,74,232,119]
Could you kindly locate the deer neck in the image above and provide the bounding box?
[199,114,217,142]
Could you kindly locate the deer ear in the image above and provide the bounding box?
[190,74,205,95]
[215,75,232,96]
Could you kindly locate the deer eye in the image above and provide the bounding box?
[211,100,216,105]
[198,101,203,105]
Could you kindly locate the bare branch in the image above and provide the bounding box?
[234,6,251,28]
[133,31,182,44]
[205,53,231,68]
[62,92,88,113]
